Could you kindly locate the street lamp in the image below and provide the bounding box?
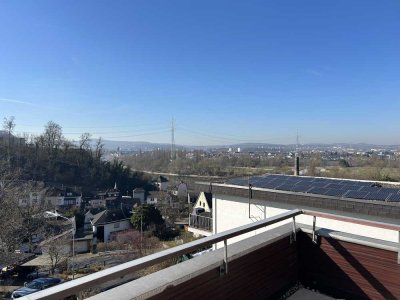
[45,211,76,279]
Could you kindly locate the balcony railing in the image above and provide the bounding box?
[22,208,400,300]
[189,213,213,232]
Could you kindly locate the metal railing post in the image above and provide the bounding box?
[291,216,296,243]
[312,216,316,243]
[398,231,400,264]
[224,239,228,274]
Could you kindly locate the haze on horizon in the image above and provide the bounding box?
[1,1,399,146]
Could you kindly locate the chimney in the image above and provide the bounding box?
[294,154,300,176]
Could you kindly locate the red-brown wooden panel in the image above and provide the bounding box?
[298,232,400,300]
[148,236,298,300]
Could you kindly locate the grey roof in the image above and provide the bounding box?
[91,208,131,226]
[159,176,169,182]
[0,252,35,268]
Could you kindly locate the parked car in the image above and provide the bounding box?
[26,268,60,279]
[11,277,63,299]
[26,270,50,279]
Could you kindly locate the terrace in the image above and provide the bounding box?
[22,209,400,300]
[188,213,213,233]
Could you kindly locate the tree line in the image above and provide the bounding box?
[1,117,153,192]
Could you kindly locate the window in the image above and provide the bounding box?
[203,203,205,207]
[114,223,120,228]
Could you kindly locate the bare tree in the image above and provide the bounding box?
[41,233,70,275]
[79,132,92,150]
[0,169,52,255]
[2,116,16,144]
[95,137,104,160]
[42,121,63,153]
[2,116,16,164]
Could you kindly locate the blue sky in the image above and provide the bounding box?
[1,0,399,145]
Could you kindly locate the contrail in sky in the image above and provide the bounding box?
[0,97,36,106]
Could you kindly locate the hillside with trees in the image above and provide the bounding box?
[1,117,153,192]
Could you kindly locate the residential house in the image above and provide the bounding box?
[156,176,169,191]
[91,208,132,243]
[193,192,212,213]
[45,188,82,208]
[189,192,213,236]
[146,191,183,209]
[90,187,121,208]
[18,191,47,207]
[133,188,145,204]
[176,181,188,198]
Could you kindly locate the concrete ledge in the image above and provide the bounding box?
[187,227,213,237]
[299,224,399,252]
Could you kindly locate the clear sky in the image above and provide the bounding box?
[1,0,399,145]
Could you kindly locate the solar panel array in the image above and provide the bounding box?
[227,175,400,202]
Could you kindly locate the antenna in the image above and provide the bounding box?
[170,117,175,160]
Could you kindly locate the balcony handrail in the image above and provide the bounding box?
[23,209,302,300]
[23,208,400,299]
[189,213,213,221]
[189,213,213,231]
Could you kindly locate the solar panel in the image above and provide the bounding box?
[363,192,390,201]
[325,189,347,197]
[259,181,282,189]
[344,190,369,199]
[275,183,295,191]
[360,186,381,193]
[310,178,327,183]
[345,185,362,191]
[325,183,342,189]
[291,185,312,192]
[379,188,400,194]
[284,176,301,181]
[309,182,328,188]
[228,175,400,203]
[308,187,329,195]
[387,193,400,202]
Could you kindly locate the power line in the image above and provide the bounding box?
[16,121,168,129]
[178,127,269,143]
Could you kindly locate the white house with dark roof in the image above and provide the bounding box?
[193,192,212,213]
[45,188,82,208]
[90,209,132,243]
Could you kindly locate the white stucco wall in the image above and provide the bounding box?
[75,240,90,253]
[213,193,400,248]
[103,220,132,242]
